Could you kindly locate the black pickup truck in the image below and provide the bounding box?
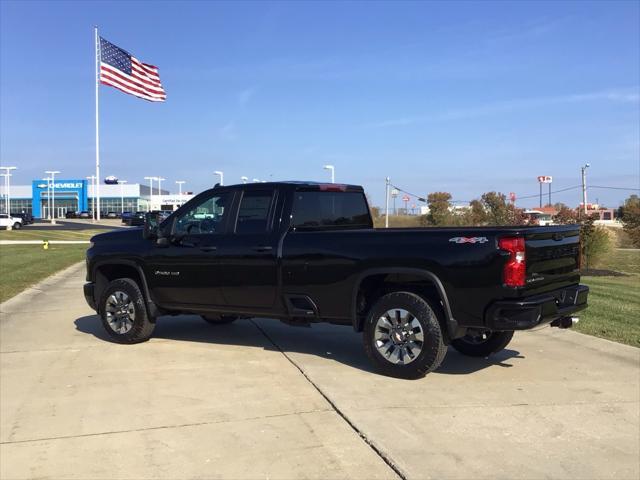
[84,181,588,379]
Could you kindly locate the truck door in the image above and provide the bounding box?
[215,188,281,310]
[144,190,234,307]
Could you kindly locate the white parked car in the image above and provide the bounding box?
[0,214,22,230]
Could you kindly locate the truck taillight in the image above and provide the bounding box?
[499,236,526,287]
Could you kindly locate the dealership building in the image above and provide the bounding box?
[0,179,194,218]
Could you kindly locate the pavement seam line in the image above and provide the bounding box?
[0,408,332,445]
[250,319,407,480]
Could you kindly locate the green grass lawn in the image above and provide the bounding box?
[0,244,88,303]
[0,228,105,241]
[593,248,640,275]
[575,275,640,347]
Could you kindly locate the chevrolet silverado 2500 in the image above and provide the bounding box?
[84,181,588,379]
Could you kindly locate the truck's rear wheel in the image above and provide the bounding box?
[450,330,514,357]
[201,314,237,325]
[363,292,447,380]
[100,278,155,344]
[12,222,21,230]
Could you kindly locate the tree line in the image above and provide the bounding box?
[371,192,640,268]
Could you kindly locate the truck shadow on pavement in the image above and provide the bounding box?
[74,314,524,376]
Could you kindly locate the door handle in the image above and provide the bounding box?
[200,246,218,252]
[252,246,273,252]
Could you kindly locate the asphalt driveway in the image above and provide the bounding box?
[1,263,638,479]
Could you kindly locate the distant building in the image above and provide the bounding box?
[0,179,194,218]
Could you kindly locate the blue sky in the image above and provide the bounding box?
[1,0,638,208]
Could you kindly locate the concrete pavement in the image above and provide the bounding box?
[1,264,639,479]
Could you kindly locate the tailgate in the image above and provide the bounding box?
[524,226,581,292]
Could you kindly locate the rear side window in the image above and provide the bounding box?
[235,190,274,234]
[292,191,371,229]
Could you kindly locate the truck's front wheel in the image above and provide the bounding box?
[363,292,447,380]
[100,278,155,344]
[450,330,514,357]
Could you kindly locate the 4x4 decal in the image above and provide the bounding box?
[448,236,488,244]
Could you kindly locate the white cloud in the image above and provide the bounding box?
[364,87,640,128]
[217,121,237,141]
[237,87,256,107]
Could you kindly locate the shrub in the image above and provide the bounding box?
[620,195,640,247]
[580,215,613,268]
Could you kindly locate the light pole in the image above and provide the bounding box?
[43,177,51,220]
[385,177,390,228]
[0,173,8,214]
[175,181,185,205]
[119,180,128,214]
[86,175,96,221]
[0,166,17,214]
[214,171,224,186]
[144,176,156,212]
[45,170,60,224]
[581,164,590,215]
[241,176,248,184]
[157,177,166,209]
[323,164,335,183]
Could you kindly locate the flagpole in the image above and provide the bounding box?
[94,26,101,221]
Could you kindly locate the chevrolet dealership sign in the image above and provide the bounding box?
[36,181,83,189]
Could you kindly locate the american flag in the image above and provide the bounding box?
[99,37,166,102]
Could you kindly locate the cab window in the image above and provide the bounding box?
[173,192,231,235]
[235,190,274,234]
[291,191,372,229]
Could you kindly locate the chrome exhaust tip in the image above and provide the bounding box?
[551,316,579,329]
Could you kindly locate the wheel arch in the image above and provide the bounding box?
[351,267,459,338]
[92,260,159,317]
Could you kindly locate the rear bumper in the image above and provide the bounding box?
[84,282,97,311]
[485,284,589,330]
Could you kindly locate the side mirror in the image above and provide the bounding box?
[142,212,160,240]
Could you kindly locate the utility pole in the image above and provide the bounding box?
[385,177,390,228]
[581,164,590,215]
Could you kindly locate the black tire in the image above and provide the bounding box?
[201,314,237,325]
[450,330,514,357]
[363,291,447,380]
[100,278,155,344]
[12,222,21,230]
